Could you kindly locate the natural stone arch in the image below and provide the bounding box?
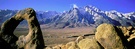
[0,8,45,49]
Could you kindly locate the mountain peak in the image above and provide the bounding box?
[73,4,79,9]
[110,10,118,13]
[1,5,135,28]
[84,5,101,12]
[85,6,90,11]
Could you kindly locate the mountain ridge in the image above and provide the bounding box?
[0,5,135,28]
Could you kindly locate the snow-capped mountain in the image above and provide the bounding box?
[44,5,135,28]
[0,9,18,24]
[0,5,135,28]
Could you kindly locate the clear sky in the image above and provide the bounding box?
[0,0,135,13]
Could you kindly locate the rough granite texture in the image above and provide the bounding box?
[0,8,45,49]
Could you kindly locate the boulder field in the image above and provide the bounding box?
[46,23,135,49]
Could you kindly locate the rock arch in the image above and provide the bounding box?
[0,8,45,49]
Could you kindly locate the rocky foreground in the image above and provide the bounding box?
[1,8,135,49]
[46,24,135,49]
[0,8,44,49]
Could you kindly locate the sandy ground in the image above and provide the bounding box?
[14,27,95,46]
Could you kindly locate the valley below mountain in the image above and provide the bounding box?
[14,27,95,46]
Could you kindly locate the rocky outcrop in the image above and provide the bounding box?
[78,38,103,49]
[44,23,135,49]
[0,8,45,49]
[118,26,134,38]
[95,23,130,49]
[75,36,84,43]
[45,36,103,49]
[0,37,13,49]
[118,26,135,48]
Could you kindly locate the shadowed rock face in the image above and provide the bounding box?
[118,26,135,48]
[0,8,45,49]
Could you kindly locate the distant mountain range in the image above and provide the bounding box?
[0,5,135,28]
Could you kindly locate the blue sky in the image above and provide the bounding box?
[0,0,135,13]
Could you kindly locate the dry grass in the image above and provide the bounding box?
[14,27,95,46]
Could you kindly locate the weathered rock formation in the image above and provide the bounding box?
[44,23,135,49]
[118,26,135,48]
[0,8,45,49]
[78,38,103,49]
[45,36,103,49]
[75,36,84,43]
[95,23,130,49]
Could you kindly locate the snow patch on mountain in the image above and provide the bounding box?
[73,4,78,8]
[0,5,135,28]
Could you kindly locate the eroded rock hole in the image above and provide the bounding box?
[14,20,28,37]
